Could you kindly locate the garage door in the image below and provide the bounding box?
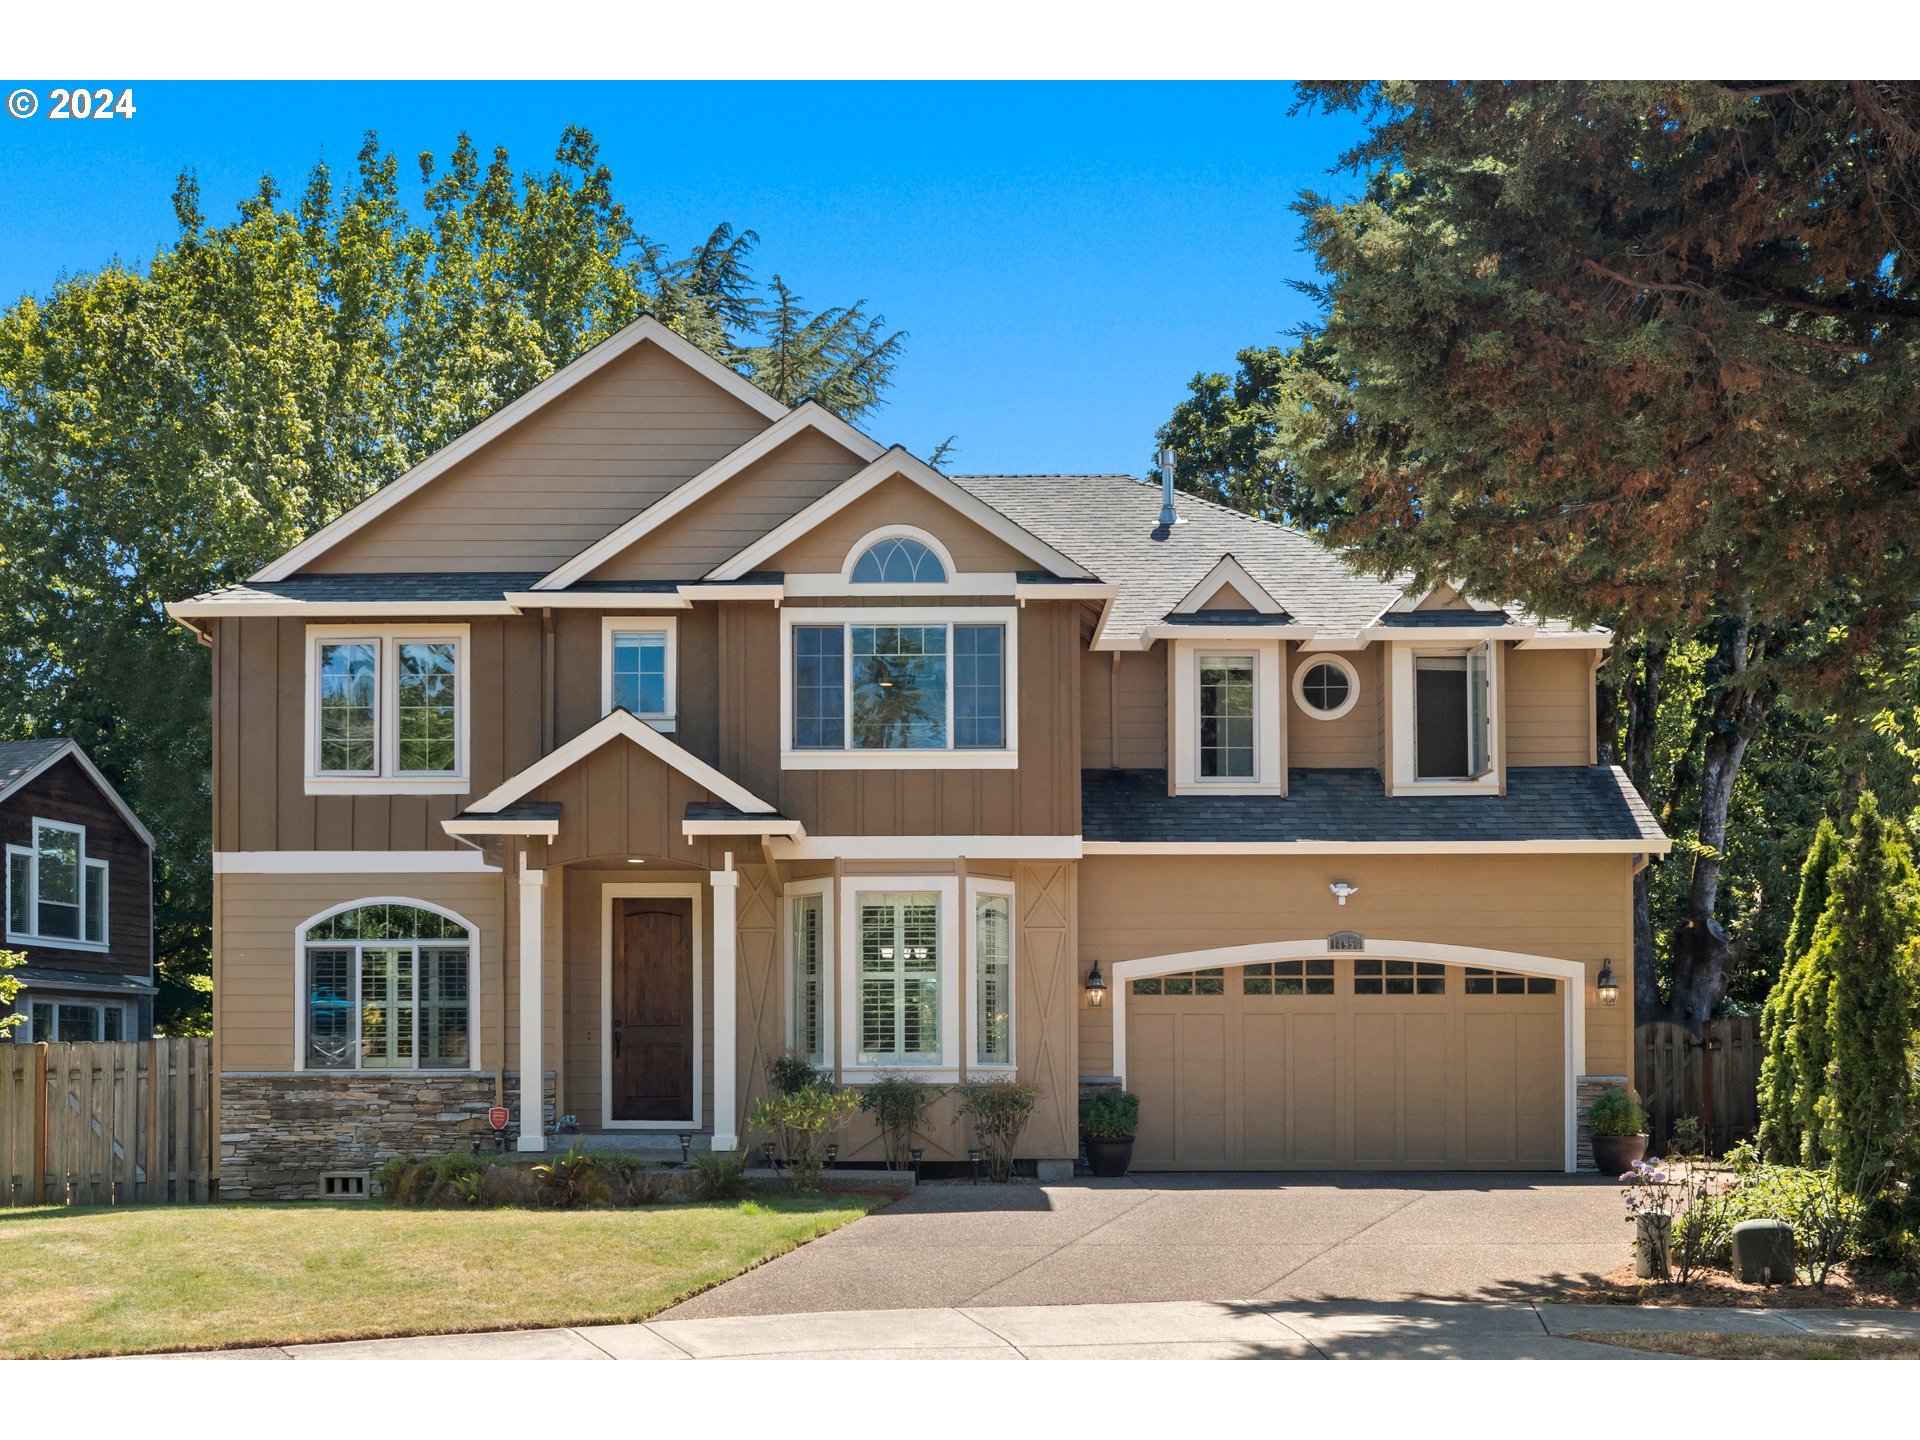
[1126,957,1564,1170]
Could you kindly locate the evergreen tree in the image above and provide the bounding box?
[1815,795,1920,1177]
[1756,817,1841,1160]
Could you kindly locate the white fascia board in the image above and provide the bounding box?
[214,849,502,873]
[251,319,788,583]
[1016,581,1115,603]
[1295,633,1370,653]
[465,709,777,817]
[679,583,787,602]
[1359,624,1539,644]
[1515,630,1613,650]
[768,834,1082,861]
[1082,838,1671,856]
[1170,554,1285,615]
[1145,623,1315,643]
[503,592,691,611]
[440,818,561,838]
[682,817,806,839]
[531,404,886,591]
[169,599,519,619]
[0,741,156,850]
[705,449,1095,583]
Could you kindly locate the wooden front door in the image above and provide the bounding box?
[611,897,694,1122]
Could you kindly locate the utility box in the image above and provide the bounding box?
[1731,1218,1796,1284]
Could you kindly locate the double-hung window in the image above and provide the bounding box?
[308,626,469,791]
[855,893,941,1067]
[601,617,677,728]
[301,902,474,1071]
[6,818,108,949]
[785,610,1015,766]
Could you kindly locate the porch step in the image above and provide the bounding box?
[553,1132,712,1158]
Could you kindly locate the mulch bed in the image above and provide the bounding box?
[1558,1261,1920,1309]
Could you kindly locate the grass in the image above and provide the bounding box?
[0,1193,883,1358]
[1571,1330,1920,1360]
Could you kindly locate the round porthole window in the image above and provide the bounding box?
[1293,656,1360,720]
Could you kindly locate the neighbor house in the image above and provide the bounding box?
[169,317,1667,1198]
[2,739,157,1042]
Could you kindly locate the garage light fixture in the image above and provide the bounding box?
[1597,958,1619,1008]
[1329,881,1358,906]
[1085,961,1108,1008]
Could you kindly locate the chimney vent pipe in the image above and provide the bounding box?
[1157,447,1184,528]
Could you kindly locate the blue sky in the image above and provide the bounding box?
[0,81,1365,475]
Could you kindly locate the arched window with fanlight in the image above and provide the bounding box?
[849,533,949,585]
[299,901,475,1071]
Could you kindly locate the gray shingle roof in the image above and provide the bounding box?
[185,572,549,605]
[1082,766,1666,845]
[0,738,70,790]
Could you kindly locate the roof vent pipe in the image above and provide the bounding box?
[1157,447,1185,528]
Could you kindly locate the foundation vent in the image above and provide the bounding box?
[320,1170,370,1199]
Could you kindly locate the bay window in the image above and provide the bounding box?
[6,818,108,948]
[784,609,1016,766]
[299,902,474,1070]
[307,626,469,792]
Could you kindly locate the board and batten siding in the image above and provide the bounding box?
[1076,852,1637,1082]
[0,755,151,978]
[303,340,775,574]
[1080,644,1170,771]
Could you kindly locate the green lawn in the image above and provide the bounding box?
[0,1194,882,1358]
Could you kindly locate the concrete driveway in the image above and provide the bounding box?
[662,1172,1625,1320]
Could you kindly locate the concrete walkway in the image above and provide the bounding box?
[155,1300,1920,1361]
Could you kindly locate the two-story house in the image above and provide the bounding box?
[169,317,1667,1198]
[2,739,157,1042]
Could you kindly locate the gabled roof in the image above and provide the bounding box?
[705,449,1096,582]
[461,709,777,819]
[1170,553,1286,616]
[0,739,156,849]
[252,317,790,583]
[532,402,887,592]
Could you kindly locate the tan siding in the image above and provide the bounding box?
[1287,644,1384,770]
[585,428,869,582]
[1507,648,1599,766]
[306,341,774,573]
[1199,582,1258,612]
[764,475,1037,574]
[1080,645,1169,771]
[216,870,507,1074]
[1077,852,1637,1083]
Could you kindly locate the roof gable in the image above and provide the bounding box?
[0,740,156,848]
[1171,554,1286,616]
[254,318,789,582]
[706,450,1093,582]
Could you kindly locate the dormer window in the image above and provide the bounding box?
[1169,640,1283,795]
[843,527,956,589]
[1414,651,1491,779]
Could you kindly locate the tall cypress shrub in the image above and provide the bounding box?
[1815,795,1920,1179]
[1757,818,1841,1160]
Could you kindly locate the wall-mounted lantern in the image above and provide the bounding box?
[1597,958,1619,1008]
[1086,961,1108,1008]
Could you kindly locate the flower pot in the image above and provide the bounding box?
[1085,1135,1134,1177]
[1591,1132,1648,1177]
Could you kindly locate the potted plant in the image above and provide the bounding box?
[1588,1085,1650,1176]
[1083,1089,1139,1177]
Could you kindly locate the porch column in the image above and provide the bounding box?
[710,857,740,1152]
[516,852,547,1153]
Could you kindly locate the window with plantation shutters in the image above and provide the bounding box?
[791,892,825,1064]
[858,893,940,1066]
[300,902,474,1070]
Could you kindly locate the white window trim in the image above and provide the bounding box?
[837,874,961,1082]
[305,624,471,795]
[1169,639,1285,795]
[291,897,482,1072]
[783,877,835,1069]
[1291,653,1361,722]
[600,881,705,1130]
[964,876,1017,1074]
[24,998,130,1043]
[780,606,1020,770]
[600,615,679,731]
[6,818,110,953]
[841,524,960,590]
[1387,640,1501,796]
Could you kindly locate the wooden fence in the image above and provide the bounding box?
[0,1039,214,1205]
[1634,1015,1762,1156]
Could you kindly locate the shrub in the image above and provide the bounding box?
[1669,1115,1706,1157]
[858,1073,941,1171]
[1084,1089,1140,1140]
[531,1139,613,1208]
[690,1148,751,1201]
[1757,818,1841,1162]
[1674,1162,1863,1274]
[766,1051,830,1098]
[1588,1086,1646,1138]
[748,1082,860,1191]
[956,1077,1039,1182]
